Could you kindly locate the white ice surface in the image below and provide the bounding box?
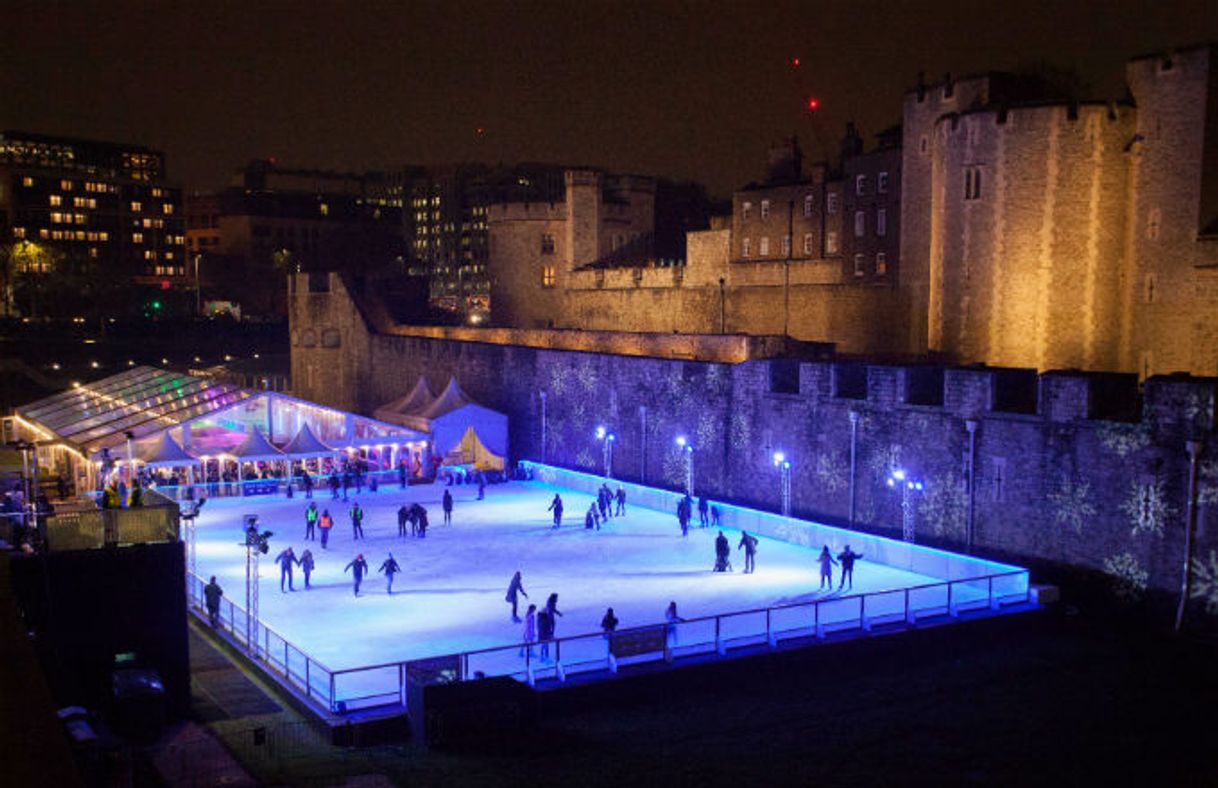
[192,480,978,676]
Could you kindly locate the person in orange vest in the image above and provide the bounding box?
[318,509,334,549]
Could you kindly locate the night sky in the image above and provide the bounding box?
[3,0,1216,196]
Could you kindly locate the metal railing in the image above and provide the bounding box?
[90,467,435,502]
[186,571,336,710]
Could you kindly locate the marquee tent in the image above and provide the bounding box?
[373,377,436,427]
[376,377,508,469]
[135,432,198,467]
[279,423,336,459]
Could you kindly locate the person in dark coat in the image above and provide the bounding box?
[416,506,429,538]
[349,502,365,540]
[615,486,626,516]
[302,471,314,499]
[204,576,223,627]
[398,460,408,489]
[545,593,563,635]
[837,546,863,590]
[537,609,554,661]
[817,545,838,590]
[328,473,340,499]
[519,604,537,658]
[698,496,709,527]
[397,504,410,537]
[677,498,690,537]
[300,549,315,589]
[505,571,529,621]
[379,553,401,594]
[738,531,758,574]
[548,494,564,528]
[597,489,609,522]
[585,504,597,530]
[345,554,369,596]
[477,473,486,500]
[274,547,299,592]
[665,601,684,648]
[305,502,319,541]
[601,607,619,638]
[442,489,453,525]
[714,531,731,572]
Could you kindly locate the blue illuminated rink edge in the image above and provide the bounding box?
[520,461,1029,591]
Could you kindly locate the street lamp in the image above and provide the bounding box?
[596,426,616,478]
[675,436,694,497]
[240,516,272,657]
[773,451,792,516]
[886,468,925,543]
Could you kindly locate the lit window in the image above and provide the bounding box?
[803,232,813,255]
[39,228,49,239]
[826,231,839,255]
[780,235,790,257]
[133,232,144,243]
[60,179,74,191]
[145,250,155,260]
[854,253,865,277]
[741,201,752,221]
[877,208,887,237]
[162,203,174,215]
[878,172,889,194]
[803,194,814,217]
[541,265,556,287]
[855,175,867,195]
[50,212,64,224]
[99,231,109,241]
[74,213,86,225]
[760,200,771,220]
[165,251,174,260]
[13,227,26,239]
[89,247,98,259]
[759,236,770,256]
[49,195,63,206]
[74,230,85,240]
[21,176,34,187]
[876,252,888,275]
[131,201,143,212]
[854,211,866,237]
[826,193,838,214]
[319,203,329,216]
[742,238,751,258]
[152,188,164,198]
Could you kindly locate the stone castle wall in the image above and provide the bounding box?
[290,276,1218,604]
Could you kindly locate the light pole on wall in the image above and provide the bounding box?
[773,451,792,516]
[887,468,924,543]
[596,426,616,478]
[675,435,694,497]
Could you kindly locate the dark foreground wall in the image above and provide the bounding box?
[291,276,1218,610]
[11,541,191,717]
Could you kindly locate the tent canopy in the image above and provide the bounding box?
[135,432,198,467]
[226,428,285,461]
[377,377,508,468]
[279,423,335,458]
[373,376,436,427]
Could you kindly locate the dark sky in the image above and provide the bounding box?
[3,0,1216,196]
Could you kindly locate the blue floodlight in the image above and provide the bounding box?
[675,435,687,448]
[608,433,616,442]
[772,451,785,466]
[892,468,906,481]
[595,426,606,440]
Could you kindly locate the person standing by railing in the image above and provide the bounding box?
[519,604,537,658]
[837,546,863,590]
[204,576,223,627]
[537,608,554,661]
[665,601,684,648]
[601,607,619,640]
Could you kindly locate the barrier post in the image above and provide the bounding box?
[905,588,915,625]
[860,594,868,631]
[306,659,311,701]
[766,609,777,648]
[948,581,956,618]
[329,674,336,713]
[715,617,726,655]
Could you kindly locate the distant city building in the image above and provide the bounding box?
[0,130,186,315]
[185,159,407,316]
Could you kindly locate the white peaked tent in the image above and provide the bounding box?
[136,432,198,467]
[376,377,508,469]
[227,427,286,482]
[373,376,436,427]
[279,423,336,459]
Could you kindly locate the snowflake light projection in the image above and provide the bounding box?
[815,451,847,494]
[1190,551,1218,615]
[1097,423,1150,458]
[729,412,752,451]
[917,471,967,539]
[1120,478,1175,538]
[1199,460,1218,507]
[1047,477,1097,535]
[1103,552,1149,601]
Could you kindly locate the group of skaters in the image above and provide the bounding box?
[546,484,627,530]
[712,530,758,573]
[676,494,721,536]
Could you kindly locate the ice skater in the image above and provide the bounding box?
[548,494,564,528]
[397,504,410,538]
[204,576,223,627]
[519,603,537,658]
[328,472,340,499]
[477,473,485,500]
[506,570,529,621]
[817,545,838,590]
[379,553,401,594]
[349,501,365,540]
[300,549,315,589]
[677,497,690,537]
[274,546,299,592]
[538,608,554,661]
[304,501,319,541]
[442,489,453,525]
[713,531,732,572]
[585,503,598,530]
[837,545,863,590]
[416,506,428,538]
[698,496,709,527]
[615,486,626,516]
[710,504,722,527]
[318,509,333,548]
[302,471,314,499]
[738,531,758,574]
[345,554,369,596]
[545,593,563,637]
[665,601,684,648]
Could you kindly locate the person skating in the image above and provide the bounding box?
[837,545,863,590]
[398,460,408,489]
[345,554,369,596]
[304,502,319,541]
[714,531,732,572]
[379,553,401,594]
[615,486,626,516]
[349,501,365,540]
[302,471,314,499]
[537,608,554,661]
[665,601,684,648]
[477,473,485,500]
[817,545,838,590]
[710,505,722,527]
[328,472,340,500]
[442,489,453,525]
[204,576,223,627]
[677,498,690,537]
[519,603,537,658]
[341,472,351,502]
[738,531,759,574]
[300,549,315,589]
[548,494,564,528]
[417,506,429,538]
[698,496,709,527]
[597,489,609,522]
[585,504,597,530]
[505,571,529,621]
[545,593,563,636]
[318,509,333,548]
[274,546,299,592]
[397,504,409,538]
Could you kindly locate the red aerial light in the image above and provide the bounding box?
[807,97,820,111]
[160,279,170,290]
[792,57,801,67]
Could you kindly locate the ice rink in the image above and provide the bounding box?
[191,479,1000,676]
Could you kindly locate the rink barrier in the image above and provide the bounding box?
[89,467,433,503]
[319,568,1030,712]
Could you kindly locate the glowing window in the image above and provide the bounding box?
[803,194,813,217]
[826,231,839,255]
[541,265,556,287]
[741,201,752,221]
[49,195,63,206]
[826,193,838,214]
[854,211,866,237]
[759,236,770,256]
[760,200,771,220]
[131,201,143,212]
[741,238,751,258]
[876,252,888,275]
[853,253,865,277]
[803,232,813,255]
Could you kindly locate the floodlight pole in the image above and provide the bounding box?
[684,445,694,498]
[245,543,260,657]
[774,456,792,517]
[901,485,916,543]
